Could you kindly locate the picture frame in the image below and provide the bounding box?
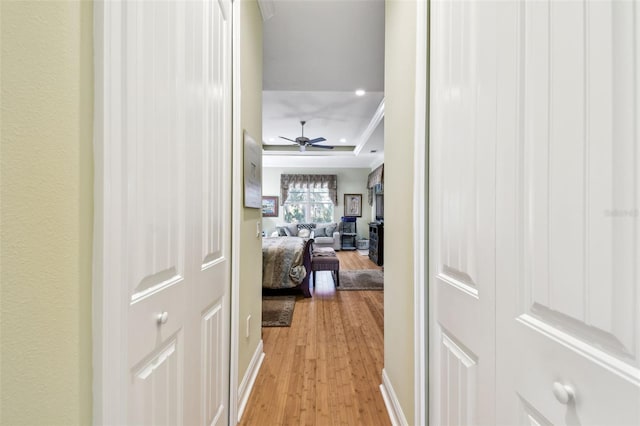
[344,193,362,217]
[262,196,279,217]
[243,130,262,208]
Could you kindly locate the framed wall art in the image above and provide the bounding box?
[344,193,362,217]
[262,196,279,217]
[243,130,262,208]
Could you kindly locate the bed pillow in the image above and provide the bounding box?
[315,223,337,237]
[297,223,316,231]
[298,228,311,238]
[285,223,299,236]
[314,227,326,237]
[275,226,288,237]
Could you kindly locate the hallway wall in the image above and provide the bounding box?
[384,0,418,423]
[0,1,94,424]
[237,0,264,388]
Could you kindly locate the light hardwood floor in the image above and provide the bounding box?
[240,250,389,426]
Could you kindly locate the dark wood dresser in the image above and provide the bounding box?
[368,222,383,266]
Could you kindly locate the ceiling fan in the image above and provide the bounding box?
[279,120,335,152]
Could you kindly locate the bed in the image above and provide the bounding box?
[262,236,313,297]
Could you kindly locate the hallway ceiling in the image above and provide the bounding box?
[261,0,385,168]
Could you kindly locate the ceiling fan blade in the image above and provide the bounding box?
[279,136,296,142]
[307,137,327,144]
[308,144,334,149]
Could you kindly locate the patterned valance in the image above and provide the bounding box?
[367,164,384,205]
[280,174,338,205]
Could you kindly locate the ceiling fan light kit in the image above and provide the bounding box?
[279,120,336,152]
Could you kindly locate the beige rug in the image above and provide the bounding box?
[337,269,384,290]
[262,295,296,327]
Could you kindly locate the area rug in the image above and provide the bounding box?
[262,295,296,327]
[337,269,384,291]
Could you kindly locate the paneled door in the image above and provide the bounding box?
[95,0,232,424]
[429,0,499,424]
[495,1,640,424]
[430,0,640,425]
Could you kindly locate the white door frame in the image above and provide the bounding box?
[229,0,242,423]
[92,2,129,422]
[413,0,429,424]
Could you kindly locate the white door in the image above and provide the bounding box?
[95,0,232,424]
[495,1,640,424]
[429,0,498,423]
[430,0,640,425]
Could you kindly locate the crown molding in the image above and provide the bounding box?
[353,98,385,156]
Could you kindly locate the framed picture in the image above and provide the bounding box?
[243,130,262,208]
[344,193,362,217]
[262,196,279,217]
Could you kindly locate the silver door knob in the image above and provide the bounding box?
[157,311,169,325]
[552,382,575,404]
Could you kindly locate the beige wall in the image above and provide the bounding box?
[0,1,94,424]
[237,0,264,385]
[262,167,373,239]
[384,0,417,423]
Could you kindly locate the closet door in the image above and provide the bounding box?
[95,0,232,424]
[430,0,640,425]
[495,1,640,424]
[429,1,499,424]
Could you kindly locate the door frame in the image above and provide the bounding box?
[229,0,242,423]
[413,0,429,424]
[92,2,129,422]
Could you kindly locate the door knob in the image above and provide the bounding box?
[552,381,575,404]
[157,311,169,325]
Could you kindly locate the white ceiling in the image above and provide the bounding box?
[261,0,385,168]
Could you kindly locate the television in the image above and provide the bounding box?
[375,193,384,221]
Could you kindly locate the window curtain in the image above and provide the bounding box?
[280,174,338,205]
[367,164,384,205]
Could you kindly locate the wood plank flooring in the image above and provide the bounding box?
[240,250,389,426]
[335,250,383,271]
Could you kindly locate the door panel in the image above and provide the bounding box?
[130,335,184,426]
[202,302,225,426]
[438,331,478,426]
[123,1,189,418]
[518,397,552,426]
[497,1,640,424]
[189,1,231,424]
[431,0,640,424]
[430,0,497,424]
[99,0,232,423]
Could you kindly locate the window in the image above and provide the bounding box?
[284,186,334,223]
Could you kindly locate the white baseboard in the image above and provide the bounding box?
[380,368,409,426]
[237,340,265,423]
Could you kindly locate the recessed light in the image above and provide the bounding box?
[268,138,274,142]
[355,89,366,97]
[339,138,347,143]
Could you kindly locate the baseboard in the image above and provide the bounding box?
[237,340,265,423]
[380,368,409,426]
